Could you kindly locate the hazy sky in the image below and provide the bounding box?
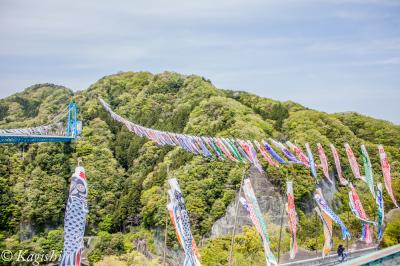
[0,0,399,123]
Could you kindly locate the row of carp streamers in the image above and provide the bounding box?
[60,166,88,266]
[100,99,398,257]
[240,179,278,266]
[345,144,390,242]
[168,177,282,266]
[167,178,201,266]
[100,98,398,207]
[0,122,64,136]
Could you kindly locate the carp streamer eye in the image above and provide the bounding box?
[77,184,85,192]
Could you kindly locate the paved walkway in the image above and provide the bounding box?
[339,244,400,266]
[279,246,377,266]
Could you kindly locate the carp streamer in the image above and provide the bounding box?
[167,178,201,266]
[60,166,88,266]
[286,181,298,259]
[242,178,277,266]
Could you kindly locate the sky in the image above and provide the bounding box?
[0,0,399,123]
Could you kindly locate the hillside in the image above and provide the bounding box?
[0,71,399,265]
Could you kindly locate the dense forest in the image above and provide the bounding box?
[0,72,399,265]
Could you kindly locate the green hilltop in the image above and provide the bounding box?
[0,71,399,265]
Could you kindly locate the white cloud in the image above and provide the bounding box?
[0,0,399,123]
[307,38,400,54]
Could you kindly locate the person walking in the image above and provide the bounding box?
[337,244,346,262]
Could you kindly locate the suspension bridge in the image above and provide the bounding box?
[0,99,81,144]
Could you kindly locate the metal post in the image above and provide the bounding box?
[20,144,25,161]
[228,169,246,266]
[163,165,170,266]
[163,189,168,266]
[315,210,318,256]
[77,157,82,167]
[277,198,285,264]
[373,207,376,245]
[346,211,349,251]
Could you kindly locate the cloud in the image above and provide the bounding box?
[0,0,399,123]
[306,38,400,54]
[335,10,380,20]
[347,57,400,66]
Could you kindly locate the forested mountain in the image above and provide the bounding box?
[0,71,399,265]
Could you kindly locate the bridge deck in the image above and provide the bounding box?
[0,134,75,144]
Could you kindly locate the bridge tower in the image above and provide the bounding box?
[66,97,81,138]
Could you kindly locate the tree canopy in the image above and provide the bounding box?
[0,71,399,265]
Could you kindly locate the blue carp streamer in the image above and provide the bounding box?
[168,178,201,266]
[60,166,88,266]
[314,188,350,240]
